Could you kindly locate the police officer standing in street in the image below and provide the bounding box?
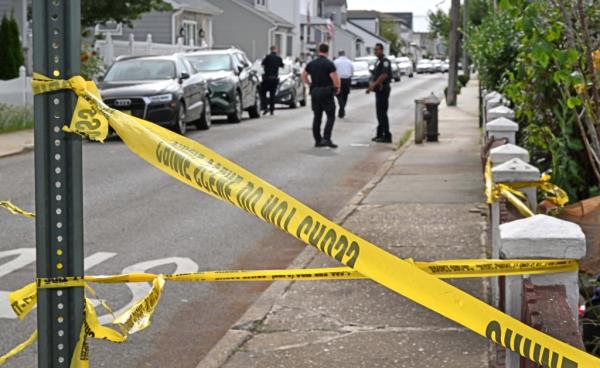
[302,43,341,148]
[367,43,393,143]
[333,50,353,118]
[261,46,284,115]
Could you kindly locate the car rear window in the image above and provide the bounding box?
[104,59,176,81]
[352,62,369,71]
[279,64,292,75]
[186,54,233,72]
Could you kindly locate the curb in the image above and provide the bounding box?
[196,134,414,368]
[0,144,34,158]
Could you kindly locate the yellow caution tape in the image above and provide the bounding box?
[484,159,569,217]
[0,200,35,218]
[29,74,599,367]
[2,258,578,365]
[112,277,164,334]
[0,331,37,365]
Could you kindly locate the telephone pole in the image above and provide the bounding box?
[447,0,460,106]
[462,0,470,79]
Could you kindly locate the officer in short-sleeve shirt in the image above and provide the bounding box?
[302,43,341,148]
[367,43,393,143]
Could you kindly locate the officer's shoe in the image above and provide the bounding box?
[371,136,381,142]
[321,139,338,148]
[375,136,393,143]
[315,140,326,147]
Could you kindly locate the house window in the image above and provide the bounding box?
[181,20,197,46]
[274,33,283,54]
[255,0,267,8]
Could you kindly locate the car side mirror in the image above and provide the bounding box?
[180,72,190,80]
[96,74,104,82]
[237,65,244,74]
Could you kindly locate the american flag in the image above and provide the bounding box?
[326,15,335,40]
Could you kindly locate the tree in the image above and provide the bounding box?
[0,14,19,79]
[81,0,172,29]
[428,0,490,47]
[8,16,23,69]
[428,9,451,45]
[379,18,401,56]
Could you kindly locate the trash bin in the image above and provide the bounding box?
[414,98,426,144]
[423,93,441,142]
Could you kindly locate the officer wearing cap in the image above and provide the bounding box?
[367,43,393,143]
[302,43,341,148]
[261,46,284,115]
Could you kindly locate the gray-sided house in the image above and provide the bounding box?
[205,0,294,61]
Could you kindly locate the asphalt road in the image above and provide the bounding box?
[0,73,446,367]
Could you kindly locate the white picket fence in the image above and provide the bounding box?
[0,66,32,107]
[95,34,206,66]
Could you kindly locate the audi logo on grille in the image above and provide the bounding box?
[114,99,132,107]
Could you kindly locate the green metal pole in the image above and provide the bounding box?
[33,1,84,367]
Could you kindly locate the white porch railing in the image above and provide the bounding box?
[95,34,206,66]
[0,66,33,107]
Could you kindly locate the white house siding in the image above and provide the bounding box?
[332,28,358,59]
[345,21,389,57]
[268,0,301,57]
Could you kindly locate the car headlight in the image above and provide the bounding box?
[281,79,294,89]
[149,93,173,103]
[209,77,233,87]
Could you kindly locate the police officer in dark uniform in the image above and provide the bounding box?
[302,43,341,148]
[261,46,284,115]
[367,43,393,143]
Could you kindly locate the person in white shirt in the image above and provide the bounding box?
[333,50,354,118]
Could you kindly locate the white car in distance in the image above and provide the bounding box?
[395,57,414,78]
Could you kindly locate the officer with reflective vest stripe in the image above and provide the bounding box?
[367,43,393,143]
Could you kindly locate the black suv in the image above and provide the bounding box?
[184,48,261,123]
[100,54,211,135]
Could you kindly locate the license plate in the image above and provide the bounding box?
[351,81,357,85]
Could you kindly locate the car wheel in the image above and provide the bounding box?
[173,103,187,135]
[228,91,243,123]
[195,98,211,130]
[288,92,297,109]
[409,73,414,78]
[248,88,261,119]
[300,89,307,107]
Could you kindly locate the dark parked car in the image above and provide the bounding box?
[256,60,307,108]
[350,61,370,88]
[100,54,211,135]
[185,47,261,123]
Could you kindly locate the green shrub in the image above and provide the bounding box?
[458,74,470,87]
[0,103,34,133]
[0,14,24,80]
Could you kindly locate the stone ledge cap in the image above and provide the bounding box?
[485,91,502,102]
[486,117,519,132]
[490,144,530,164]
[499,215,586,259]
[492,158,540,182]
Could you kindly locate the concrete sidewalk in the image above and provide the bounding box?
[198,80,490,368]
[0,129,33,158]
